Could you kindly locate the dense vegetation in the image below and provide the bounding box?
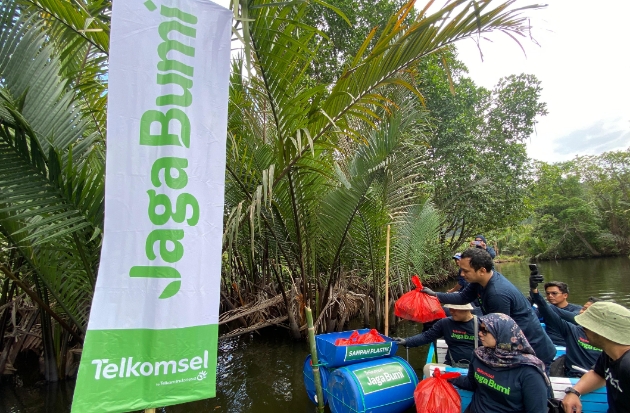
[492,150,630,260]
[0,0,566,383]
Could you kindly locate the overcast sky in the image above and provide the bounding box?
[212,0,630,163]
[455,0,630,163]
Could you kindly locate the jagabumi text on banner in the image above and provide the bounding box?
[71,0,232,411]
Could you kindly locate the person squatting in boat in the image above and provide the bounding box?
[392,303,479,369]
[447,313,550,413]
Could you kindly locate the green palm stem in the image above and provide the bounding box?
[305,307,325,413]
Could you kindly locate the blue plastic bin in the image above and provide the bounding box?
[327,356,418,413]
[316,329,398,368]
[303,355,331,405]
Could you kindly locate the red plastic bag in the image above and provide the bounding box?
[334,329,386,346]
[395,275,446,323]
[356,329,386,344]
[335,330,360,346]
[414,369,461,413]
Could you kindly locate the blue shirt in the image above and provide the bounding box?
[531,291,601,377]
[405,317,479,365]
[451,358,549,413]
[436,271,557,363]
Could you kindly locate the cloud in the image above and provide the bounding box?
[552,120,630,157]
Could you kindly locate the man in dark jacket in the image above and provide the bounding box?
[421,248,556,364]
[530,276,602,377]
[535,281,582,346]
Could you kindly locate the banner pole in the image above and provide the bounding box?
[306,307,325,413]
[384,224,391,337]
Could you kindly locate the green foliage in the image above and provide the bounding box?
[416,50,547,250]
[0,0,549,346]
[305,0,411,83]
[0,3,104,332]
[496,151,630,260]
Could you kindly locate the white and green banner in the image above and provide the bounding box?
[72,0,231,411]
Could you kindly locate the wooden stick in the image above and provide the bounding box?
[384,224,391,337]
[145,409,156,413]
[305,307,325,413]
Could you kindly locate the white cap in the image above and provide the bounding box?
[443,303,474,310]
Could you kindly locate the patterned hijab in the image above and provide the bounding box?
[474,313,546,375]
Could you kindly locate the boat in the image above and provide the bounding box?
[424,339,609,412]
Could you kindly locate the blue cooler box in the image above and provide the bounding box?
[327,356,418,413]
[316,329,398,368]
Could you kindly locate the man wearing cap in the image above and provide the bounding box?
[469,235,496,259]
[421,248,556,364]
[391,303,479,368]
[447,253,466,293]
[563,302,630,413]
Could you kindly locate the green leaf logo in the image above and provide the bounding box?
[158,280,181,299]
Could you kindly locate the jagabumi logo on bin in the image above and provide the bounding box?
[90,350,209,380]
[354,362,411,394]
[128,1,201,300]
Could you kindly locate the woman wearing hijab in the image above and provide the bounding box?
[449,313,550,413]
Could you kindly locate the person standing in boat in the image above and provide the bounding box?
[421,248,557,364]
[445,253,483,317]
[449,313,550,413]
[562,302,630,413]
[529,273,602,377]
[534,281,582,346]
[391,303,479,368]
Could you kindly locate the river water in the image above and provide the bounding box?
[2,257,629,413]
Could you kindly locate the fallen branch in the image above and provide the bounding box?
[218,315,288,340]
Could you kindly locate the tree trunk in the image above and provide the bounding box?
[574,230,601,256]
[375,284,382,331]
[270,262,301,339]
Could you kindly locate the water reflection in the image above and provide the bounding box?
[1,257,629,412]
[495,257,630,308]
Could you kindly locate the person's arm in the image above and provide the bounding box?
[449,363,476,391]
[486,246,496,259]
[530,290,569,336]
[436,283,477,304]
[562,370,606,413]
[404,319,445,348]
[521,369,549,413]
[554,305,578,324]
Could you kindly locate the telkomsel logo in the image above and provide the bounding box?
[90,350,209,380]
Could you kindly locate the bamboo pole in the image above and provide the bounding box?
[384,224,391,337]
[145,409,156,413]
[305,307,325,413]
